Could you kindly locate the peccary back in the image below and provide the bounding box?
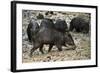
[54,19,68,33]
[40,18,55,29]
[30,27,75,56]
[69,17,89,33]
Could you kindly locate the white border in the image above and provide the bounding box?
[16,4,96,70]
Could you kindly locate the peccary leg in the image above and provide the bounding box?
[56,44,62,51]
[76,28,81,32]
[48,44,53,52]
[68,40,76,50]
[39,44,44,54]
[30,48,36,57]
[29,43,40,57]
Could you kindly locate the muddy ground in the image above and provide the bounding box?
[22,10,91,63]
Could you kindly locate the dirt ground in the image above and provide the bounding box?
[22,10,91,63]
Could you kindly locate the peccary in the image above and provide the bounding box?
[37,13,44,19]
[30,27,76,57]
[45,11,54,15]
[54,19,68,33]
[69,17,90,33]
[27,19,39,42]
[40,18,55,29]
